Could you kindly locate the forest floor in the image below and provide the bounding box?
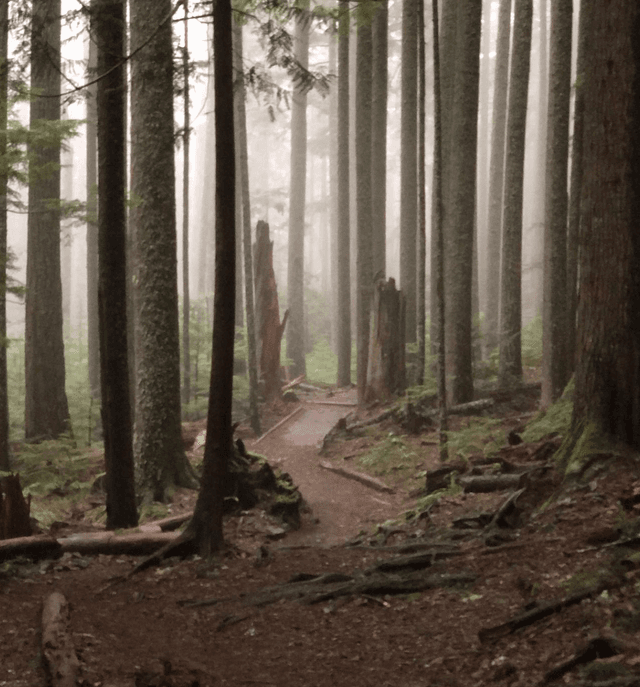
[3,383,640,687]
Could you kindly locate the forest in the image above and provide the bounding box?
[1,0,640,684]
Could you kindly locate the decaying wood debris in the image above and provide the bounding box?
[319,461,394,493]
[365,278,406,403]
[0,473,32,539]
[254,220,289,402]
[41,592,80,687]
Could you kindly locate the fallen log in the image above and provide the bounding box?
[319,461,394,494]
[364,549,463,574]
[0,534,62,563]
[542,636,622,684]
[139,513,191,532]
[252,406,303,446]
[306,400,358,407]
[282,374,305,392]
[59,531,178,556]
[41,592,80,687]
[459,473,525,493]
[244,568,477,607]
[478,583,610,644]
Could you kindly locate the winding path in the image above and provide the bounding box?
[248,390,406,545]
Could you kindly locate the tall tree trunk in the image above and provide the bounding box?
[329,20,338,353]
[564,0,640,452]
[0,0,9,470]
[541,0,572,407]
[130,0,194,500]
[476,0,492,315]
[196,47,215,299]
[25,0,71,441]
[484,0,512,354]
[95,0,138,530]
[286,13,309,379]
[565,0,590,378]
[355,8,373,404]
[86,32,100,401]
[445,0,482,404]
[400,0,418,344]
[336,0,351,388]
[498,0,532,387]
[430,0,456,358]
[187,0,235,554]
[416,0,426,386]
[371,0,388,279]
[181,0,192,405]
[431,0,448,460]
[531,0,548,319]
[233,17,260,436]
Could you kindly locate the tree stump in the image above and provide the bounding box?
[365,278,406,403]
[0,474,32,540]
[254,220,288,402]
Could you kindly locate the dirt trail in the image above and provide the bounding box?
[249,390,407,545]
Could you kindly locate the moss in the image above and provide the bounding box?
[521,378,574,443]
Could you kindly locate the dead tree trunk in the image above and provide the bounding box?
[0,474,32,539]
[254,220,288,402]
[365,278,406,403]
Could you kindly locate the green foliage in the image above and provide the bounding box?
[358,433,421,478]
[305,338,356,386]
[445,417,503,460]
[521,378,574,444]
[13,435,100,528]
[5,114,82,191]
[406,476,464,520]
[521,314,543,367]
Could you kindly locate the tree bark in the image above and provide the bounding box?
[25,0,71,441]
[186,0,236,556]
[86,31,100,402]
[0,0,9,470]
[371,0,388,279]
[336,0,351,388]
[400,0,418,344]
[95,0,138,529]
[286,13,309,379]
[254,221,287,403]
[416,0,426,386]
[356,11,373,405]
[365,278,406,403]
[130,0,194,500]
[41,592,80,687]
[498,0,532,387]
[565,0,590,377]
[484,0,512,354]
[444,0,482,405]
[234,17,260,435]
[567,0,640,449]
[181,1,192,405]
[541,0,572,407]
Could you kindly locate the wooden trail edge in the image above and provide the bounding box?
[41,592,80,687]
[319,461,395,494]
[252,405,303,445]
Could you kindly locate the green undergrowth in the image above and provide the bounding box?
[4,436,103,528]
[521,377,574,443]
[444,417,503,461]
[405,477,464,521]
[358,433,423,483]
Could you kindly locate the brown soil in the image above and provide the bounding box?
[3,386,640,687]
